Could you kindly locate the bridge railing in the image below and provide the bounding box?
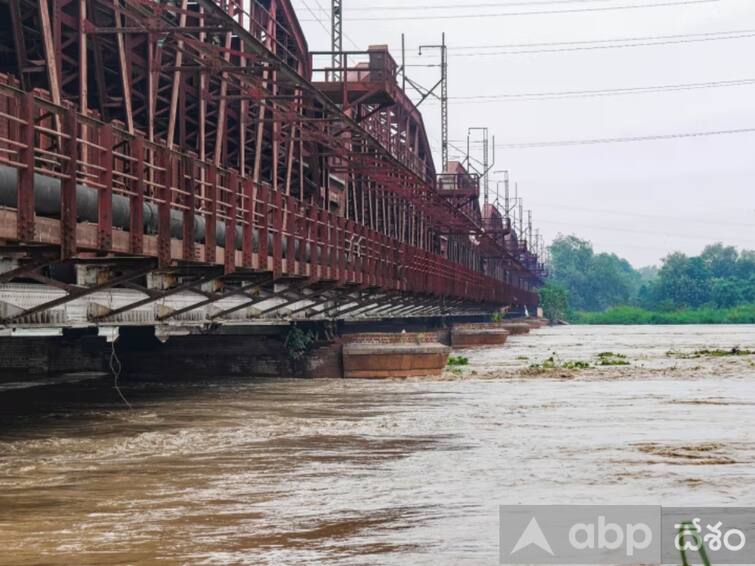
[0,77,538,306]
[310,49,399,85]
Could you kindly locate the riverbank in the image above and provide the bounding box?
[571,304,755,325]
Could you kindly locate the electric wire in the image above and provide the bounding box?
[444,32,755,56]
[398,29,755,60]
[467,127,755,149]
[300,0,720,22]
[302,0,676,11]
[419,78,755,104]
[296,0,331,36]
[535,217,750,242]
[303,0,362,49]
[526,201,755,228]
[439,28,755,51]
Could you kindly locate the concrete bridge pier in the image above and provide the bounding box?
[0,314,546,384]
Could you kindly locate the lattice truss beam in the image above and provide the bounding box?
[0,0,544,305]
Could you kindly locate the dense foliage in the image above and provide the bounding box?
[545,236,755,321]
[538,280,570,323]
[548,235,642,311]
[573,304,755,325]
[640,244,755,310]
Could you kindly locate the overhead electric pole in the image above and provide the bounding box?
[467,127,495,206]
[418,34,448,172]
[528,210,533,250]
[440,33,448,172]
[518,199,524,242]
[332,0,343,78]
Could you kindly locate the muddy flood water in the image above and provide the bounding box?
[1,325,754,565]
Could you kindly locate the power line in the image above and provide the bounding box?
[440,28,755,51]
[536,217,749,242]
[300,0,720,22]
[300,0,674,10]
[310,0,361,49]
[528,201,755,229]
[297,0,331,36]
[295,0,361,49]
[434,78,755,103]
[458,127,755,149]
[400,29,755,59]
[445,33,755,57]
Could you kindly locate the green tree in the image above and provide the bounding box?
[548,235,640,311]
[701,243,739,278]
[544,236,754,319]
[539,280,570,323]
[737,250,755,280]
[710,278,744,308]
[654,253,712,308]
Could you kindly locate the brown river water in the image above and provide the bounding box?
[1,325,754,565]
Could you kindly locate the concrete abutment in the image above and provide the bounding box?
[0,317,548,383]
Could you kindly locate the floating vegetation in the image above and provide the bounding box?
[447,355,469,367]
[516,355,529,361]
[597,351,627,359]
[667,347,755,359]
[562,360,591,369]
[597,352,630,366]
[530,354,590,370]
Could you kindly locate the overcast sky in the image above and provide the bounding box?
[292,0,754,267]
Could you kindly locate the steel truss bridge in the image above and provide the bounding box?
[0,0,545,334]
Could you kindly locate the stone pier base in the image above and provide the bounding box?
[451,323,509,348]
[342,332,451,379]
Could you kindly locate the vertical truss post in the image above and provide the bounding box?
[182,156,196,261]
[257,185,269,272]
[205,164,217,263]
[17,91,35,242]
[158,151,173,268]
[97,122,114,252]
[130,135,145,255]
[60,107,78,259]
[285,196,296,275]
[242,178,254,269]
[226,171,239,274]
[315,209,325,280]
[272,190,283,278]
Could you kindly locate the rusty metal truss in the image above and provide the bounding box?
[0,0,544,328]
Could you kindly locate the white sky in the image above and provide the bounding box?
[292,0,755,267]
